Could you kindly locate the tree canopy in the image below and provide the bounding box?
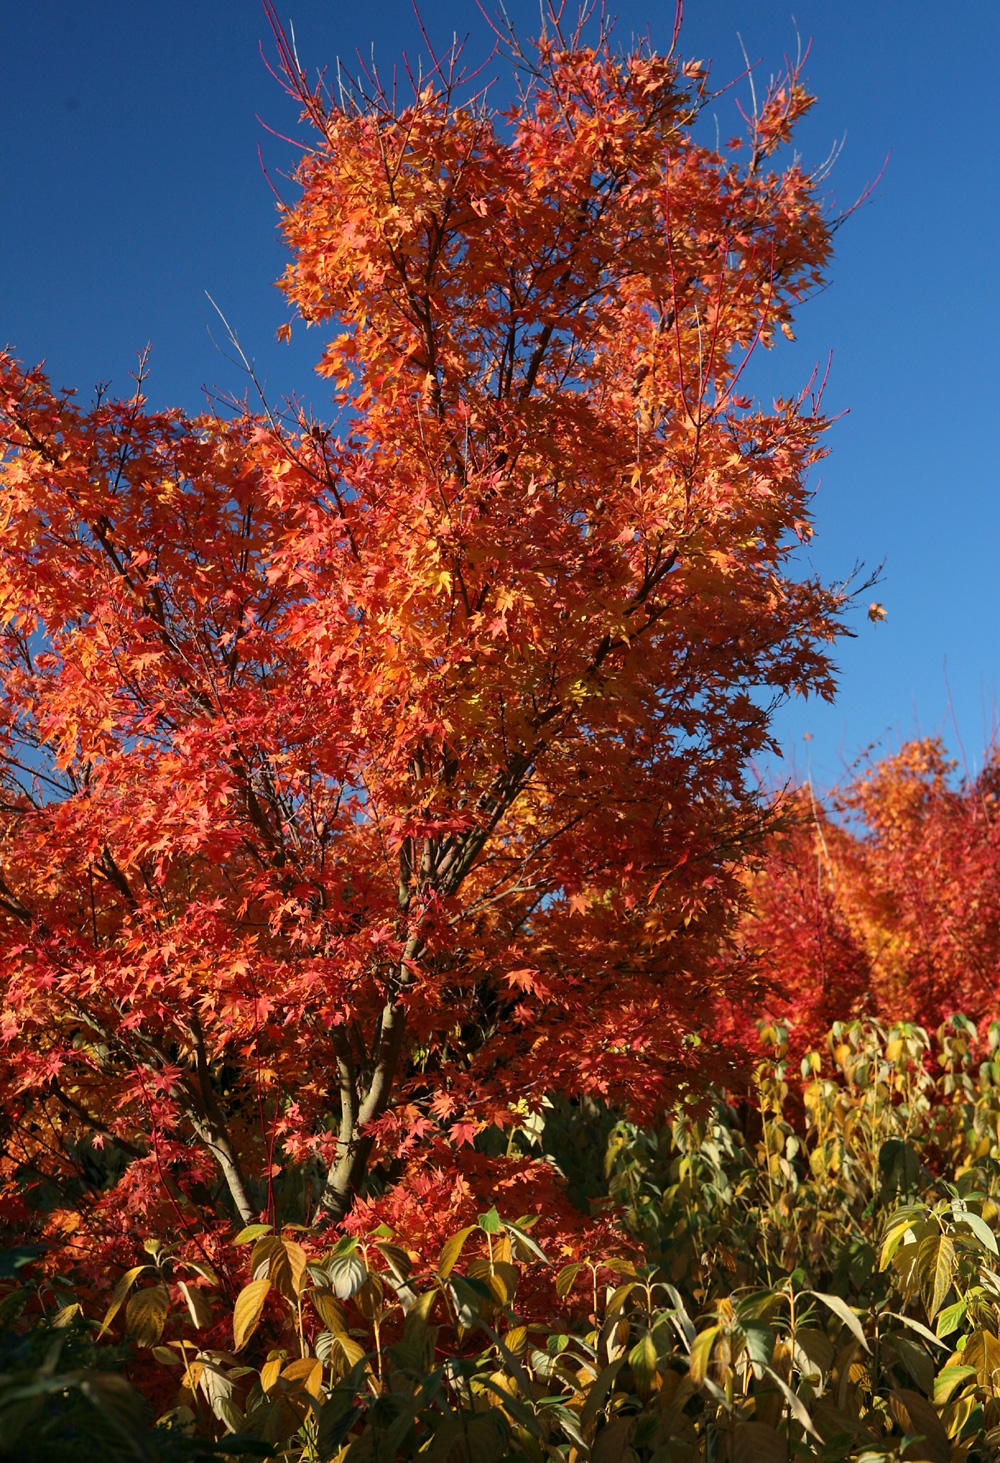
[0,12,844,1262]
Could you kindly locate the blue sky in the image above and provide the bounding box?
[3,1,998,793]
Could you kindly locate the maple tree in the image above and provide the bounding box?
[744,739,1000,1048]
[0,8,848,1263]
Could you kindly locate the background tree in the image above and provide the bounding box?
[0,9,846,1262]
[744,739,1000,1047]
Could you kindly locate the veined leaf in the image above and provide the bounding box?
[951,1206,999,1255]
[556,1263,584,1299]
[688,1325,720,1386]
[98,1265,148,1339]
[628,1333,658,1397]
[233,1278,271,1351]
[437,1225,476,1280]
[916,1234,956,1323]
[126,1284,169,1347]
[579,1357,625,1430]
[235,1224,273,1245]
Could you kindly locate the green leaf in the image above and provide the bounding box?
[478,1206,502,1234]
[879,1138,920,1194]
[374,1242,412,1281]
[740,1319,774,1369]
[555,1263,584,1299]
[317,1398,362,1463]
[806,1291,871,1354]
[506,1222,549,1265]
[917,1234,956,1322]
[401,1290,438,1342]
[178,1279,213,1330]
[951,1206,999,1254]
[759,1364,821,1440]
[50,1302,82,1329]
[884,1311,949,1349]
[688,1324,719,1386]
[437,1225,477,1280]
[476,1377,541,1437]
[880,1206,929,1270]
[579,1357,625,1430]
[125,1284,169,1347]
[933,1364,977,1406]
[935,1299,966,1338]
[234,1223,273,1245]
[478,1318,538,1414]
[327,1251,368,1300]
[605,1280,638,1318]
[628,1333,658,1397]
[328,1235,359,1257]
[97,1264,148,1339]
[737,1290,783,1322]
[889,1332,935,1395]
[450,1274,491,1328]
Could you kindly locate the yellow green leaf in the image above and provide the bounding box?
[628,1333,658,1397]
[311,1288,348,1334]
[234,1223,273,1244]
[233,1277,271,1351]
[98,1265,148,1339]
[437,1225,477,1280]
[917,1234,956,1323]
[178,1280,213,1330]
[688,1325,720,1386]
[555,1263,584,1299]
[126,1285,170,1348]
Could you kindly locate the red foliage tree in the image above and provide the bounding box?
[743,740,1000,1049]
[737,791,872,1057]
[0,12,846,1265]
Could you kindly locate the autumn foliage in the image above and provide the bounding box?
[0,8,850,1279]
[14,19,1000,1458]
[743,739,1000,1053]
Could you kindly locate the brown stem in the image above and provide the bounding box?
[319,997,408,1224]
[186,1013,257,1224]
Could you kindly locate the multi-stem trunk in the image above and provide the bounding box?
[319,997,408,1223]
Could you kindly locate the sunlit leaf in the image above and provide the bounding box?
[233,1278,271,1351]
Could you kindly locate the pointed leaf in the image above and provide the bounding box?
[311,1289,348,1335]
[234,1224,273,1245]
[917,1234,956,1323]
[951,1208,999,1255]
[374,1242,412,1281]
[556,1263,584,1299]
[437,1225,477,1280]
[806,1291,871,1354]
[233,1278,271,1351]
[279,1238,309,1298]
[688,1325,720,1386]
[327,1250,367,1300]
[98,1265,148,1339]
[178,1280,213,1330]
[126,1284,170,1347]
[760,1364,821,1439]
[579,1357,625,1430]
[628,1333,658,1397]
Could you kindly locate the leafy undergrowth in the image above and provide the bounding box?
[10,1017,1000,1460]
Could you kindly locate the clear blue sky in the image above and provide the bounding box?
[3,1,998,793]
